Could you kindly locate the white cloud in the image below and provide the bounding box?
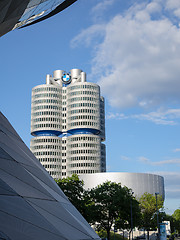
[153,159,180,165]
[174,148,180,152]
[71,24,105,48]
[139,157,180,166]
[72,1,180,110]
[146,1,162,14]
[132,111,176,125]
[95,14,180,109]
[121,155,131,161]
[165,0,180,17]
[139,156,150,163]
[91,0,115,15]
[106,112,128,120]
[107,108,180,125]
[166,0,180,8]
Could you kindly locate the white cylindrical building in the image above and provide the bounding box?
[31,84,62,136]
[30,136,62,179]
[30,69,106,179]
[79,172,165,200]
[66,134,101,175]
[66,82,100,133]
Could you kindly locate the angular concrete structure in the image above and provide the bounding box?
[0,112,99,240]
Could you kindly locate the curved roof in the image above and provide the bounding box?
[0,0,77,37]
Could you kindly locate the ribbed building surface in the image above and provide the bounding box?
[79,172,165,200]
[30,69,106,179]
[0,111,100,240]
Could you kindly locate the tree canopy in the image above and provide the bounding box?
[56,174,94,222]
[172,209,180,222]
[87,181,141,240]
[56,174,86,216]
[139,192,164,239]
[172,209,180,233]
[56,176,168,240]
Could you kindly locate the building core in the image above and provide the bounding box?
[30,69,106,179]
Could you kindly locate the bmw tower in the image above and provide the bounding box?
[30,69,106,179]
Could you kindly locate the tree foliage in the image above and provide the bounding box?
[87,181,141,240]
[115,194,141,232]
[57,176,169,240]
[172,209,180,233]
[56,174,87,217]
[172,209,180,222]
[139,192,164,238]
[56,174,95,222]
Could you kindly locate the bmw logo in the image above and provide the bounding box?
[62,73,71,84]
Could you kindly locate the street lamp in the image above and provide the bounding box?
[131,192,134,240]
[155,192,159,240]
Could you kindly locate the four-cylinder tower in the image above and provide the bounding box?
[30,69,106,179]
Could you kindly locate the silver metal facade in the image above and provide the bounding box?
[79,172,165,200]
[30,69,106,179]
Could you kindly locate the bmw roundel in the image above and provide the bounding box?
[62,73,71,84]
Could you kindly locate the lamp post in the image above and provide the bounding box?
[130,192,134,240]
[155,192,159,240]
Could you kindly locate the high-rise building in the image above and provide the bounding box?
[30,69,106,179]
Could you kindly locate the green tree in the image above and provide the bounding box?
[88,181,141,240]
[115,194,141,239]
[172,209,180,221]
[139,193,164,240]
[56,174,89,219]
[172,209,180,233]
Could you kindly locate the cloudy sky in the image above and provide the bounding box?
[0,0,180,214]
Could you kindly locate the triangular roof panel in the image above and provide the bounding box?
[0,112,99,240]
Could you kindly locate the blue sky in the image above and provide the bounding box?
[1,0,180,214]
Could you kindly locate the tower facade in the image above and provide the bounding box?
[30,69,106,179]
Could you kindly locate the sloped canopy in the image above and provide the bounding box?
[0,112,99,240]
[0,0,77,37]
